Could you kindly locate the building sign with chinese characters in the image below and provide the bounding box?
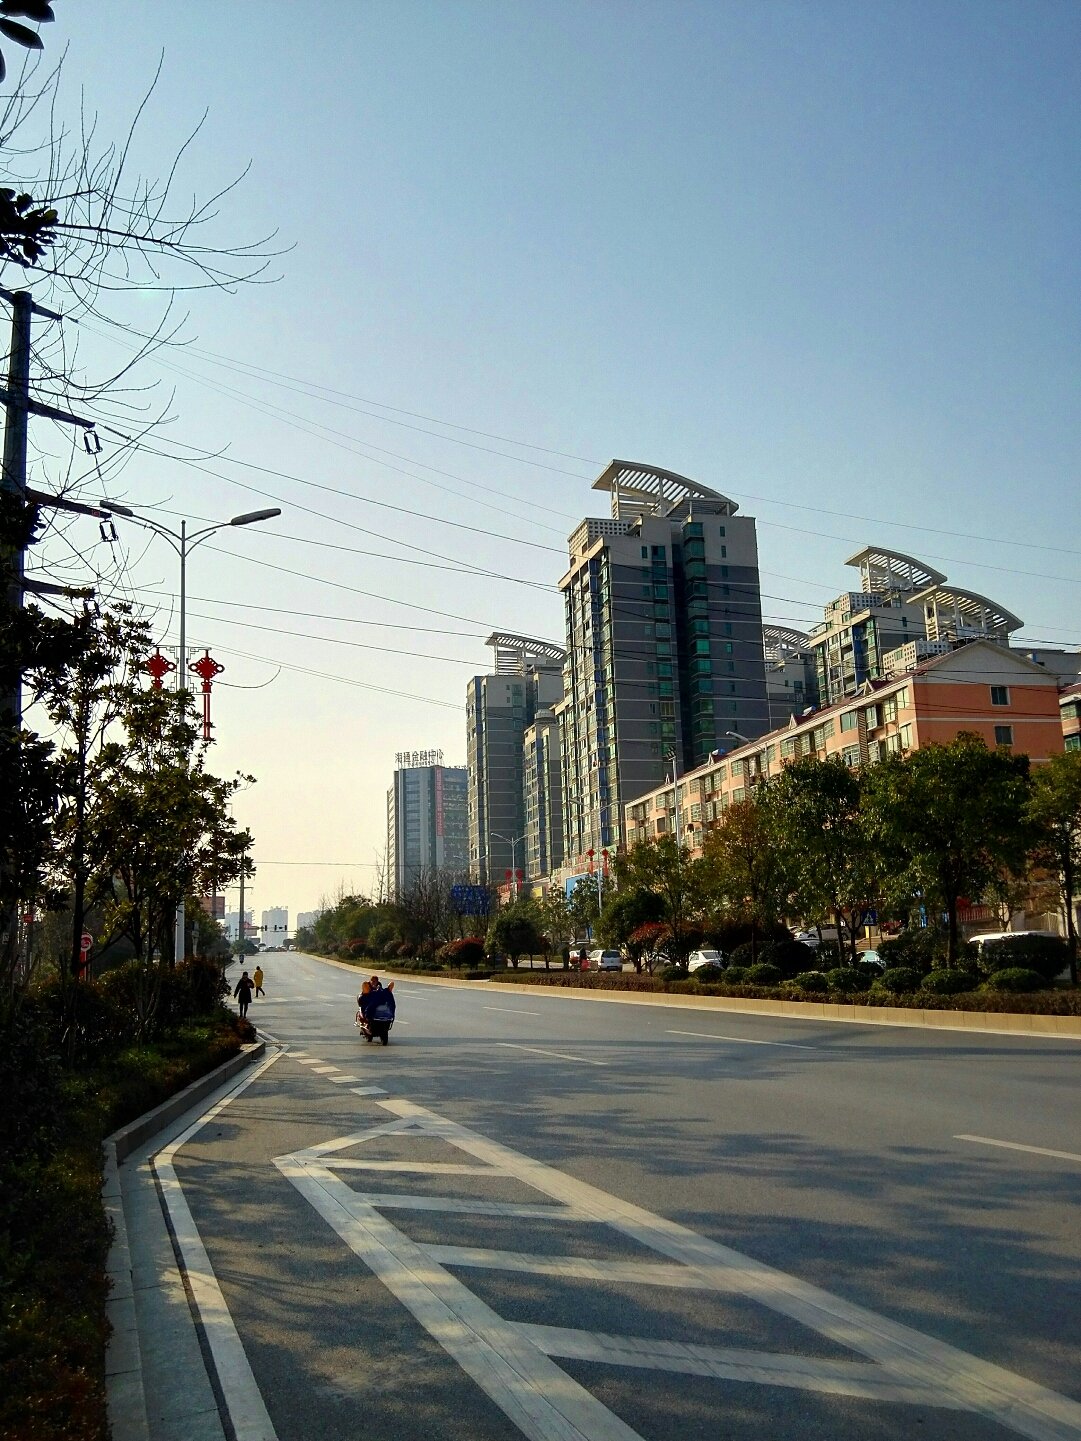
[395,749,444,768]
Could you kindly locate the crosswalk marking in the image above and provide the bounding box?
[275,1097,1081,1441]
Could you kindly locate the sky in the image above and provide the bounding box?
[11,0,1081,927]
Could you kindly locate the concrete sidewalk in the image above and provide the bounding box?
[104,1043,267,1441]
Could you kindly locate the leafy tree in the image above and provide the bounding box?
[565,874,601,941]
[486,901,543,969]
[699,798,788,962]
[1027,751,1081,983]
[864,733,1033,966]
[612,835,704,969]
[765,756,880,962]
[535,886,573,968]
[597,885,666,970]
[82,683,253,966]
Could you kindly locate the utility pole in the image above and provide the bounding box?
[1,286,97,724]
[238,868,246,957]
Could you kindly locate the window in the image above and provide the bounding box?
[841,710,858,732]
[719,525,726,537]
[1066,734,1080,753]
[900,723,913,749]
[720,544,727,558]
[991,686,1010,707]
[781,737,796,758]
[994,725,1013,747]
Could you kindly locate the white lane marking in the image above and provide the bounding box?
[484,1006,542,1016]
[350,1086,387,1096]
[288,1051,308,1059]
[518,1324,961,1409]
[155,1051,283,1441]
[320,1159,498,1175]
[497,1042,607,1067]
[667,1029,816,1051]
[328,1075,362,1085]
[276,1098,1081,1441]
[428,1245,713,1288]
[309,1064,339,1074]
[955,1135,1081,1165]
[293,1057,323,1066]
[361,1195,583,1220]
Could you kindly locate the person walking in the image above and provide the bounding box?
[253,964,265,998]
[233,970,254,1019]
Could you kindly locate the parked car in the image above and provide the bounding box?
[792,930,821,950]
[688,949,726,973]
[590,949,624,971]
[858,949,886,970]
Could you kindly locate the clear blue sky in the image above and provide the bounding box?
[19,1,1081,922]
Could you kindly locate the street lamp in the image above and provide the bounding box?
[492,831,527,898]
[725,730,769,783]
[665,746,682,849]
[103,504,281,961]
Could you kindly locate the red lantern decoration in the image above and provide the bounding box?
[189,650,224,740]
[143,649,176,690]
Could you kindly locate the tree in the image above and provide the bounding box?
[864,733,1033,966]
[565,875,600,942]
[699,799,788,963]
[765,756,880,962]
[486,901,543,969]
[613,835,704,969]
[83,682,253,966]
[597,885,666,971]
[534,887,573,969]
[1027,751,1081,984]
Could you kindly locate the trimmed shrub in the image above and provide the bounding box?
[760,939,818,977]
[437,937,486,968]
[984,968,1045,993]
[921,968,977,996]
[825,967,872,993]
[787,970,828,992]
[973,935,1069,981]
[815,941,842,968]
[878,928,944,975]
[745,962,782,985]
[722,966,748,984]
[872,966,921,995]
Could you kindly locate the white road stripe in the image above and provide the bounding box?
[667,1029,816,1050]
[350,1086,387,1096]
[309,1065,339,1074]
[497,1042,607,1067]
[328,1075,362,1084]
[324,1159,499,1175]
[518,1324,962,1409]
[955,1135,1081,1165]
[485,1006,542,1016]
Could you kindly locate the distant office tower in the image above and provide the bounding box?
[523,704,564,881]
[558,461,769,864]
[386,750,469,899]
[296,910,324,933]
[467,633,565,885]
[764,625,821,729]
[261,906,288,937]
[809,547,1022,707]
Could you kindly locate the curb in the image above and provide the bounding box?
[104,1039,266,1441]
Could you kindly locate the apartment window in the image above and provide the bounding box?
[840,710,857,732]
[842,745,860,768]
[781,738,796,758]
[732,786,745,803]
[994,725,1013,747]
[1066,734,1080,753]
[724,622,733,636]
[991,686,1010,707]
[720,545,727,558]
[897,687,910,708]
[724,642,733,654]
[721,565,729,578]
[719,525,726,537]
[641,546,648,558]
[900,723,913,749]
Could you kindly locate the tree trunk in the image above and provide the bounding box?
[1063,853,1077,986]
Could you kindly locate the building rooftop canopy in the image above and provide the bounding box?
[593,459,739,519]
[485,631,566,671]
[909,583,1023,636]
[845,545,948,594]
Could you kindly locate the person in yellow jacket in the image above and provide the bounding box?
[252,964,265,998]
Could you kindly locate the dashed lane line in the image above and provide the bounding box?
[667,1029,817,1051]
[484,1006,542,1016]
[955,1135,1081,1165]
[497,1042,607,1067]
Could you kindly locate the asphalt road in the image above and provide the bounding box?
[170,952,1081,1441]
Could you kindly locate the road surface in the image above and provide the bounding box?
[151,951,1081,1441]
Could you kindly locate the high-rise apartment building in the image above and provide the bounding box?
[386,750,468,899]
[764,624,820,730]
[523,705,564,881]
[466,634,565,885]
[809,547,1023,707]
[558,460,768,865]
[260,906,289,937]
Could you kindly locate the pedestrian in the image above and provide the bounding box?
[234,970,254,1019]
[369,974,383,994]
[253,964,265,998]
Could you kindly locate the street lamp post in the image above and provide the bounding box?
[492,831,527,898]
[666,746,682,849]
[103,505,281,962]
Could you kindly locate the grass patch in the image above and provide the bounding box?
[0,1008,251,1441]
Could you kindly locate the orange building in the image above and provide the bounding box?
[626,641,1065,855]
